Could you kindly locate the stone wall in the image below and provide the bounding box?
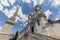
[0,33,10,40]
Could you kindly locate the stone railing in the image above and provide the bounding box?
[29,33,60,40]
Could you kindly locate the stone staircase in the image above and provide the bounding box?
[18,32,60,40]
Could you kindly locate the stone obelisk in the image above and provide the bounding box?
[0,6,20,40]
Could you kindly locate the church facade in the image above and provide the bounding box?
[18,5,60,40]
[27,5,60,38]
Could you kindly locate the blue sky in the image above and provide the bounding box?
[0,0,60,34]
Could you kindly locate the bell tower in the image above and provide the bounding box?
[0,6,20,40]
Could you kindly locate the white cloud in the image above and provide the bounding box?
[32,0,44,7]
[0,22,2,30]
[15,6,28,23]
[15,6,28,26]
[9,0,16,5]
[31,12,33,15]
[3,6,17,18]
[51,0,60,7]
[32,0,37,7]
[49,0,52,1]
[39,0,44,5]
[0,3,3,11]
[55,11,60,20]
[55,17,59,20]
[22,0,31,3]
[0,26,2,30]
[44,10,52,19]
[0,0,10,6]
